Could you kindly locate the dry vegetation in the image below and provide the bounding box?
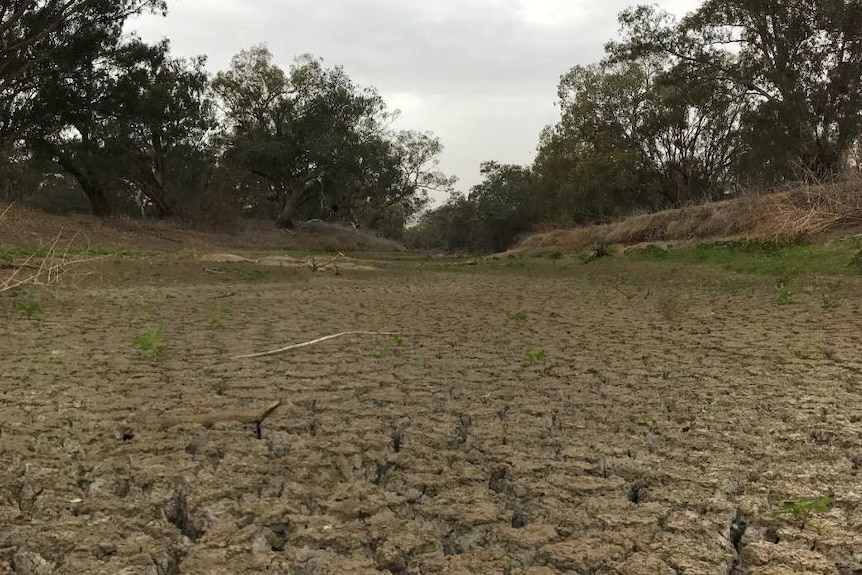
[0,203,405,254]
[517,178,862,254]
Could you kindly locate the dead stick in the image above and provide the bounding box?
[157,400,282,436]
[233,331,402,360]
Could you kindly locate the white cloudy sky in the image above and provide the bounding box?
[131,0,700,198]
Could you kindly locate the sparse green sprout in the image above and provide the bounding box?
[512,311,529,322]
[373,348,391,359]
[209,304,234,329]
[14,299,43,319]
[822,294,840,309]
[134,325,167,360]
[523,349,547,363]
[390,333,405,347]
[632,416,656,429]
[773,497,833,525]
[774,281,794,305]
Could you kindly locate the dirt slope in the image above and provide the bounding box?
[0,203,405,253]
[517,179,862,253]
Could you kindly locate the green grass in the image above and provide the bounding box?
[208,304,234,329]
[205,266,270,281]
[134,325,167,360]
[774,280,794,305]
[624,239,862,277]
[523,349,548,363]
[14,298,43,319]
[0,245,149,261]
[511,310,529,322]
[822,293,841,309]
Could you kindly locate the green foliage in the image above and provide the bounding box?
[511,311,529,322]
[523,349,548,363]
[374,335,406,359]
[213,47,449,231]
[625,239,861,277]
[822,294,840,310]
[134,326,167,360]
[407,162,535,253]
[613,2,862,182]
[14,298,43,319]
[774,281,794,305]
[208,304,234,329]
[773,497,833,524]
[632,416,656,429]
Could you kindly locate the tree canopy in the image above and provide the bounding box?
[412,0,862,252]
[4,1,862,248]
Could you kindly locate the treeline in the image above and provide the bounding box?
[0,1,453,237]
[409,0,862,252]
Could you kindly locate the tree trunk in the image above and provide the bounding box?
[275,189,303,229]
[54,155,111,217]
[143,180,173,219]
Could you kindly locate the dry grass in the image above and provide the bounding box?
[516,177,862,253]
[0,203,405,253]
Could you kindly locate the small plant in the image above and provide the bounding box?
[774,281,794,305]
[511,311,529,322]
[632,416,656,429]
[14,298,43,319]
[373,348,391,359]
[373,335,405,359]
[449,413,472,448]
[134,325,167,360]
[523,349,547,363]
[209,304,234,329]
[773,497,833,526]
[822,294,840,309]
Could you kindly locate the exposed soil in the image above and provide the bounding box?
[2,256,862,575]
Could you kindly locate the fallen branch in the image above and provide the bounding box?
[233,331,402,359]
[157,400,282,438]
[307,252,345,272]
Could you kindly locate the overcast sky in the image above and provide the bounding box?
[131,0,700,200]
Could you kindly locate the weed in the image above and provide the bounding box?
[208,304,234,329]
[373,335,405,358]
[207,266,270,282]
[449,414,472,448]
[632,416,656,429]
[14,298,43,319]
[773,497,833,526]
[391,422,407,453]
[822,294,840,309]
[511,310,529,322]
[523,349,548,363]
[627,238,862,277]
[774,281,794,305]
[134,325,167,360]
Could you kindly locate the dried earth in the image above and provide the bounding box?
[1,256,862,575]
